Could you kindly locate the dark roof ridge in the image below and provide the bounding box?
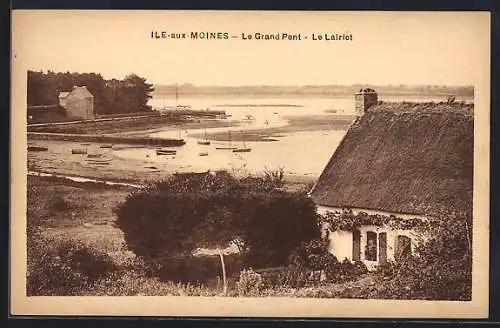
[366,100,474,115]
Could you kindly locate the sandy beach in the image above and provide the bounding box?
[189,114,355,141]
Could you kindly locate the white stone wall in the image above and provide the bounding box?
[328,230,353,262]
[317,205,425,271]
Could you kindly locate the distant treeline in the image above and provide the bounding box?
[154,84,474,98]
[27,71,155,115]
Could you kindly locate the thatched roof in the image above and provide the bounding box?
[310,101,473,217]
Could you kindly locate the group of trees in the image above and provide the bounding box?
[27,70,154,115]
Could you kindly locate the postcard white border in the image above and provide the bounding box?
[10,10,490,318]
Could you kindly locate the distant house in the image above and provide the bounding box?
[309,89,473,270]
[58,86,95,120]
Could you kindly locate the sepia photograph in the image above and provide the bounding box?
[10,10,490,317]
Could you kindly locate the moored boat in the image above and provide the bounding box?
[72,148,87,154]
[28,145,48,152]
[156,148,177,155]
[232,130,252,153]
[86,157,112,164]
[216,130,236,150]
[232,148,251,153]
[197,128,211,145]
[216,146,237,150]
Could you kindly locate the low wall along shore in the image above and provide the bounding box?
[28,132,186,147]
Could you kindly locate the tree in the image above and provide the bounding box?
[241,192,321,267]
[118,74,155,113]
[114,171,321,290]
[27,71,57,105]
[27,70,155,116]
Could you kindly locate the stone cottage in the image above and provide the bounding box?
[309,89,474,270]
[58,86,95,120]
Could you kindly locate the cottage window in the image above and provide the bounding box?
[365,231,377,261]
[395,235,412,261]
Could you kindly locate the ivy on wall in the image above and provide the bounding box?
[320,209,426,232]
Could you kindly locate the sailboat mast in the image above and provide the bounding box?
[175,84,179,107]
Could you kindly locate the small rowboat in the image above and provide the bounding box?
[156,148,177,155]
[72,148,87,154]
[27,145,48,152]
[232,148,252,153]
[86,157,112,164]
[215,146,237,150]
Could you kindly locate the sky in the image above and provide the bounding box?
[12,10,489,86]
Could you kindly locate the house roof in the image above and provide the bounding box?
[309,101,474,217]
[74,86,94,98]
[58,86,94,99]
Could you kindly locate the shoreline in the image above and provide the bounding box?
[28,116,240,135]
[27,169,315,191]
[26,114,349,187]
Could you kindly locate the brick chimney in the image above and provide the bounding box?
[354,88,378,115]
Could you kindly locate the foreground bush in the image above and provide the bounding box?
[150,254,244,285]
[27,236,117,296]
[235,268,264,297]
[90,272,219,296]
[370,215,472,300]
[115,171,320,270]
[262,238,368,288]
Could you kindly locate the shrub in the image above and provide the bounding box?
[51,195,72,212]
[241,193,321,268]
[368,216,472,300]
[235,268,264,297]
[275,238,368,287]
[153,254,243,285]
[90,272,218,296]
[263,167,285,188]
[375,260,397,279]
[115,171,320,270]
[27,236,117,296]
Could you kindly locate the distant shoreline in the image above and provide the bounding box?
[213,104,304,107]
[152,92,474,99]
[152,84,474,99]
